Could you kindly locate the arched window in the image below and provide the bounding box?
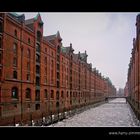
[13,70,17,79]
[56,91,59,100]
[26,88,31,99]
[56,102,59,108]
[12,87,18,99]
[51,90,54,98]
[44,89,48,99]
[35,90,40,101]
[14,29,17,37]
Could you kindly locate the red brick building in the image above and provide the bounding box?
[0,12,116,125]
[125,14,140,121]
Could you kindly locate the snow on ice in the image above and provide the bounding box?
[48,98,139,127]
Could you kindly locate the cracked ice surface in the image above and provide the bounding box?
[48,98,138,127]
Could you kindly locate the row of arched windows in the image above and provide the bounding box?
[11,88,67,100]
[11,88,48,100]
[11,87,31,99]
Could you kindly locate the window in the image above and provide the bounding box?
[28,38,30,44]
[51,90,54,98]
[12,87,18,99]
[13,70,17,79]
[36,77,40,86]
[14,30,17,37]
[57,46,60,53]
[57,72,59,79]
[70,92,72,98]
[56,91,59,100]
[27,73,30,81]
[13,57,17,67]
[57,55,59,61]
[37,31,42,42]
[38,21,43,28]
[56,102,59,108]
[36,65,40,74]
[35,90,40,101]
[44,89,48,99]
[26,88,31,99]
[36,43,40,52]
[57,64,59,70]
[27,62,30,71]
[57,81,59,88]
[13,43,17,55]
[67,91,69,97]
[27,49,30,58]
[35,104,40,110]
[36,54,40,63]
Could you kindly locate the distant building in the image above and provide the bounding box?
[117,88,124,97]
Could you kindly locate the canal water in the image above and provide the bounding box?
[48,98,139,127]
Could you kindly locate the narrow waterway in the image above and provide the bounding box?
[48,98,139,127]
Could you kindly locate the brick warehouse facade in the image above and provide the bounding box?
[125,14,140,121]
[0,13,116,126]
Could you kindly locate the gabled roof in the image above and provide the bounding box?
[61,46,70,54]
[8,12,25,23]
[25,18,34,25]
[34,13,43,23]
[44,34,56,41]
[80,53,87,60]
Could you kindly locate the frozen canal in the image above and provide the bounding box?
[48,98,139,127]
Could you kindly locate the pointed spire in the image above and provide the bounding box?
[56,31,62,41]
[34,12,40,20]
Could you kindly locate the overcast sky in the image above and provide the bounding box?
[18,12,139,90]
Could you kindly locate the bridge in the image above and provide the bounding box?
[106,96,126,99]
[105,96,127,103]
